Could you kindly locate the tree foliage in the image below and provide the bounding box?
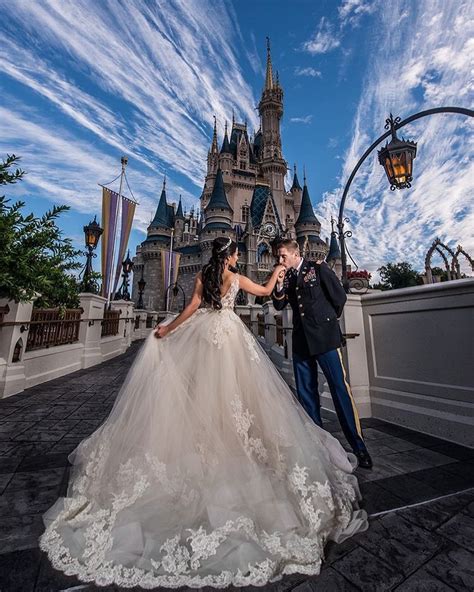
[373,261,423,290]
[0,154,83,308]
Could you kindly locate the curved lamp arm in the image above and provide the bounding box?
[338,106,474,292]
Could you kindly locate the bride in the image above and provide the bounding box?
[40,236,368,588]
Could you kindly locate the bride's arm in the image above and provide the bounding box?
[154,273,203,338]
[238,265,286,297]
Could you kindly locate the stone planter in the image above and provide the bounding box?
[348,277,369,294]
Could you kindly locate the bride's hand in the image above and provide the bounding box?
[154,325,170,339]
[274,264,286,281]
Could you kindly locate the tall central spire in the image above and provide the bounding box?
[265,36,273,90]
[211,115,218,154]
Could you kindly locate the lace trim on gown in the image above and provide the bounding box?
[39,273,368,588]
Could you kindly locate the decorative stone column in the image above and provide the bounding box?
[249,304,262,337]
[0,298,34,398]
[110,300,134,353]
[78,293,107,369]
[262,301,277,347]
[339,294,372,418]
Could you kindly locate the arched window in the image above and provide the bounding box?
[241,205,250,223]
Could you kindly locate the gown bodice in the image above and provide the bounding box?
[220,274,240,309]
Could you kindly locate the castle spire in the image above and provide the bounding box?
[291,164,302,191]
[150,176,171,228]
[175,194,184,219]
[220,121,231,154]
[265,36,273,90]
[295,173,319,226]
[326,216,342,262]
[205,169,232,212]
[211,115,218,153]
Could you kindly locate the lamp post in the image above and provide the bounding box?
[338,106,474,293]
[82,216,103,293]
[164,282,186,312]
[115,250,133,300]
[137,270,146,309]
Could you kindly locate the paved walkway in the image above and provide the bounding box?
[0,341,473,591]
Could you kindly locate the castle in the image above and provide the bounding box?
[131,41,341,311]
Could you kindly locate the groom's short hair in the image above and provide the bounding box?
[276,239,300,253]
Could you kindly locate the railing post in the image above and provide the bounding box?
[262,301,276,347]
[0,298,34,398]
[339,294,372,418]
[79,293,107,368]
[110,300,132,353]
[248,305,261,336]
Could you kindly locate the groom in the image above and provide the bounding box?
[272,239,373,469]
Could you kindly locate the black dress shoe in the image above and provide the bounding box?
[355,449,373,469]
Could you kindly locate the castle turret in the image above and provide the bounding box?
[206,116,219,175]
[294,175,328,260]
[200,168,235,261]
[203,169,234,230]
[219,121,233,174]
[326,217,343,276]
[146,177,173,243]
[258,38,286,216]
[174,195,185,243]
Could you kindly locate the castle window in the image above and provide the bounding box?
[241,205,250,223]
[240,161,246,170]
[184,223,189,233]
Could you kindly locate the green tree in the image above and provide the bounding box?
[431,266,448,281]
[375,261,423,290]
[0,154,83,308]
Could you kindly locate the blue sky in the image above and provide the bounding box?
[1,0,473,279]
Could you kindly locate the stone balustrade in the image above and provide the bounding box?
[0,293,162,398]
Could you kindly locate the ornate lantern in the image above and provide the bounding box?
[378,114,417,190]
[83,215,103,249]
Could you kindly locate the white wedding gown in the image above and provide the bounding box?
[40,274,368,588]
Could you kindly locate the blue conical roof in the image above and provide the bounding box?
[291,168,302,191]
[295,183,319,225]
[326,232,341,261]
[150,182,171,227]
[220,129,231,154]
[205,169,232,211]
[175,195,184,219]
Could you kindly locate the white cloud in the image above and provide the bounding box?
[319,0,474,276]
[0,0,260,193]
[294,66,322,78]
[0,100,198,235]
[290,115,313,124]
[338,0,376,27]
[302,17,341,54]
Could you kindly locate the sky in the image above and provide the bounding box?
[1,0,473,280]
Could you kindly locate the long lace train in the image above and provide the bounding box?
[40,275,368,588]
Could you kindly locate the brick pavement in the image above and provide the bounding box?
[0,341,473,591]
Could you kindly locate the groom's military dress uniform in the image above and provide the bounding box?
[272,259,368,455]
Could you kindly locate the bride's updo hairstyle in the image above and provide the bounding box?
[202,236,237,310]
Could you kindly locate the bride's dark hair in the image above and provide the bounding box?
[202,237,237,310]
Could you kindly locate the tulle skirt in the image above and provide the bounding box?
[40,307,368,588]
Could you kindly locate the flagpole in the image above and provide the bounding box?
[108,156,127,305]
[166,229,174,312]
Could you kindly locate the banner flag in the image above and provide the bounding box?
[100,187,120,298]
[161,249,181,306]
[112,196,136,298]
